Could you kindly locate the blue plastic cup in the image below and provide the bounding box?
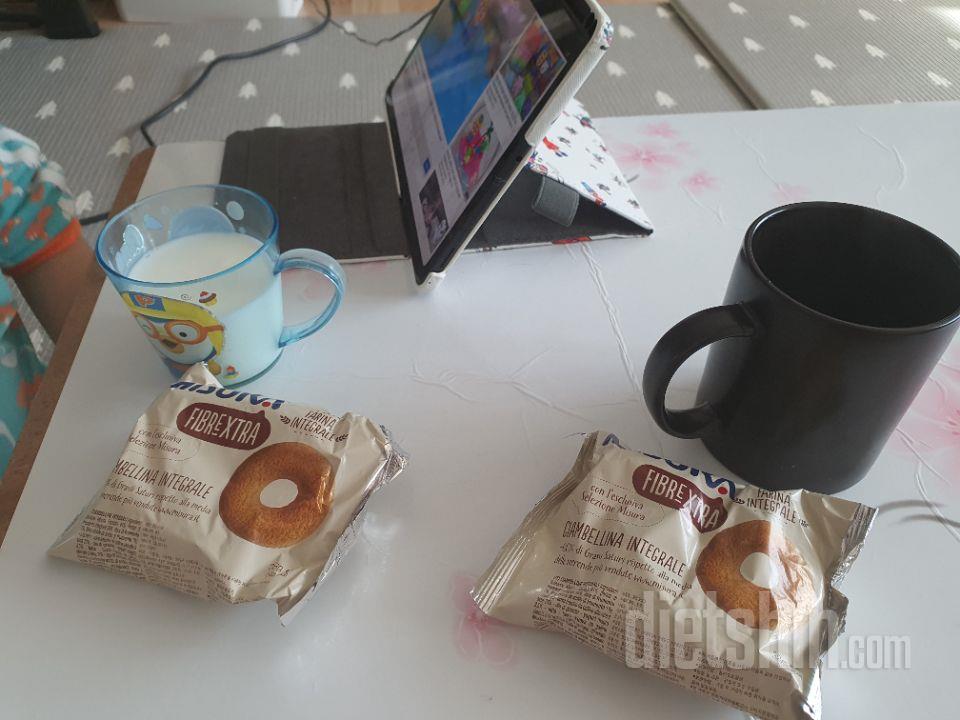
[96,185,345,386]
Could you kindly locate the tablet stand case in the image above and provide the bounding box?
[219,99,652,261]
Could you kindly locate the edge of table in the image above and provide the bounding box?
[0,148,155,548]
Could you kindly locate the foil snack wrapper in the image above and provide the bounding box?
[472,432,875,719]
[50,364,407,624]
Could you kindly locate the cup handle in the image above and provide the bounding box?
[642,304,758,439]
[275,248,346,348]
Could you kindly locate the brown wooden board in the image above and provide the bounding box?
[0,148,155,548]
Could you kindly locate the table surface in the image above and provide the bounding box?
[2,101,959,719]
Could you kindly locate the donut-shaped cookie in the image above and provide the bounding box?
[696,519,816,630]
[219,442,334,548]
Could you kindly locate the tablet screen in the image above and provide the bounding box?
[390,0,573,265]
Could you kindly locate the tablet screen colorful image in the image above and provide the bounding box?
[390,0,567,266]
[499,19,566,120]
[420,0,533,141]
[452,102,501,196]
[419,172,450,252]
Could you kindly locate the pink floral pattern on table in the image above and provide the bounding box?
[681,171,718,194]
[896,343,960,478]
[605,121,812,214]
[894,342,960,526]
[773,183,809,203]
[451,573,515,666]
[643,122,678,139]
[617,144,680,175]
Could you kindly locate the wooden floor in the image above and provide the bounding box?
[91,0,660,23]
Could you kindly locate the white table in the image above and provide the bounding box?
[2,102,958,719]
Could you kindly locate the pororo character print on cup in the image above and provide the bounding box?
[122,292,224,376]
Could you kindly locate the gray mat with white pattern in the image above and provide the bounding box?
[0,7,747,229]
[672,0,960,108]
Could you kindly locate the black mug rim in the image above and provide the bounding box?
[743,202,960,334]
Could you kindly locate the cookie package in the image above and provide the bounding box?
[49,364,407,624]
[472,432,876,720]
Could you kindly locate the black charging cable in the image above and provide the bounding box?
[308,0,437,47]
[139,0,334,149]
[78,1,437,227]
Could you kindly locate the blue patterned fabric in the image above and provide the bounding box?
[0,125,81,477]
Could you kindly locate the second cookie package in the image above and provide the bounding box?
[49,364,875,720]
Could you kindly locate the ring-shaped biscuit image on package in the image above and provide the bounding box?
[219,442,334,548]
[696,519,817,630]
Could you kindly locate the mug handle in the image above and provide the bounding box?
[275,248,346,348]
[642,304,758,439]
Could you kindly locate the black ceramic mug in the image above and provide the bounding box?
[643,202,960,493]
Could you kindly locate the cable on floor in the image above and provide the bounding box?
[77,2,437,229]
[140,0,333,148]
[140,0,436,148]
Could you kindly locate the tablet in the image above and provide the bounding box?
[385,0,609,286]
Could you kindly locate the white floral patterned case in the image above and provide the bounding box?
[526,97,652,234]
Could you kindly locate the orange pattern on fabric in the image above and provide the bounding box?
[25,205,53,242]
[16,375,42,408]
[8,217,80,277]
[29,183,46,203]
[0,217,21,246]
[0,177,15,204]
